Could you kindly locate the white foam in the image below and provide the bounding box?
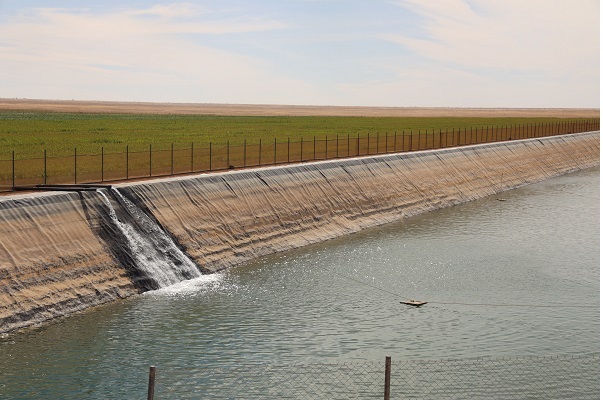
[143,272,226,297]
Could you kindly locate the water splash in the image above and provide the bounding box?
[96,188,203,288]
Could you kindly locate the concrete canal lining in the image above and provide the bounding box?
[0,132,599,333]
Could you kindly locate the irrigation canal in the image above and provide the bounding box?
[0,167,599,399]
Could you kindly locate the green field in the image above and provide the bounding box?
[0,111,586,159]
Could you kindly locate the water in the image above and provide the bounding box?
[96,188,203,288]
[0,168,599,399]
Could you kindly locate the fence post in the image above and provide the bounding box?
[149,144,152,177]
[272,138,276,164]
[102,146,104,182]
[126,145,129,179]
[171,143,174,175]
[243,139,247,167]
[44,149,47,185]
[313,136,316,160]
[191,142,194,173]
[347,134,350,157]
[287,137,290,163]
[74,147,77,184]
[337,134,339,157]
[147,366,156,400]
[227,140,230,168]
[11,151,15,191]
[300,136,304,162]
[209,142,212,171]
[384,356,391,400]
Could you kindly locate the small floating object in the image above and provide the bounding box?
[401,300,428,307]
[497,198,507,202]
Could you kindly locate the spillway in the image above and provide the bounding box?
[0,132,599,333]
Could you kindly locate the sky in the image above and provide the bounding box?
[0,0,600,108]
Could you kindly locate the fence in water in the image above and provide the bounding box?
[146,353,599,400]
[1,119,599,192]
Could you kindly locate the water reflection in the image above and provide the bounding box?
[0,168,598,399]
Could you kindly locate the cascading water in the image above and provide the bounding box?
[96,188,203,289]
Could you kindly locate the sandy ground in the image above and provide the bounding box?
[0,98,599,118]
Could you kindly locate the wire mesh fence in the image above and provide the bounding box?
[148,353,599,400]
[1,119,599,192]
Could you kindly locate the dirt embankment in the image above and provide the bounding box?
[0,132,599,333]
[0,98,599,118]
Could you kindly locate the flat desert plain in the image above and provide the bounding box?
[0,98,599,118]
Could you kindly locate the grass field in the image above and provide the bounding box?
[0,111,593,159]
[0,109,597,189]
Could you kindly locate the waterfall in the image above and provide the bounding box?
[96,188,203,289]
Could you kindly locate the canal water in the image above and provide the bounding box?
[0,167,599,399]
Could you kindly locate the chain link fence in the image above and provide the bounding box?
[2,119,599,192]
[148,353,599,400]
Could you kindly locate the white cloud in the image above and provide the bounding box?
[387,0,599,73]
[359,0,599,107]
[0,5,321,104]
[128,3,205,18]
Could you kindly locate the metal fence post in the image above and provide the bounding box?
[347,134,350,157]
[44,149,47,185]
[74,147,77,184]
[11,151,15,191]
[147,366,156,400]
[384,356,391,400]
[126,145,129,179]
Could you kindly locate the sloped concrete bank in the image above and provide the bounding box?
[0,132,599,333]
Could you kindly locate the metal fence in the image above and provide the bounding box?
[1,119,599,192]
[147,353,599,400]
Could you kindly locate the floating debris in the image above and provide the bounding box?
[401,300,428,307]
[497,198,507,202]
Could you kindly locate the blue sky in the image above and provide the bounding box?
[0,0,599,107]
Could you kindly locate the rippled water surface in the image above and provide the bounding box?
[0,168,599,399]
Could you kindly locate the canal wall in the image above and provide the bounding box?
[0,132,599,333]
